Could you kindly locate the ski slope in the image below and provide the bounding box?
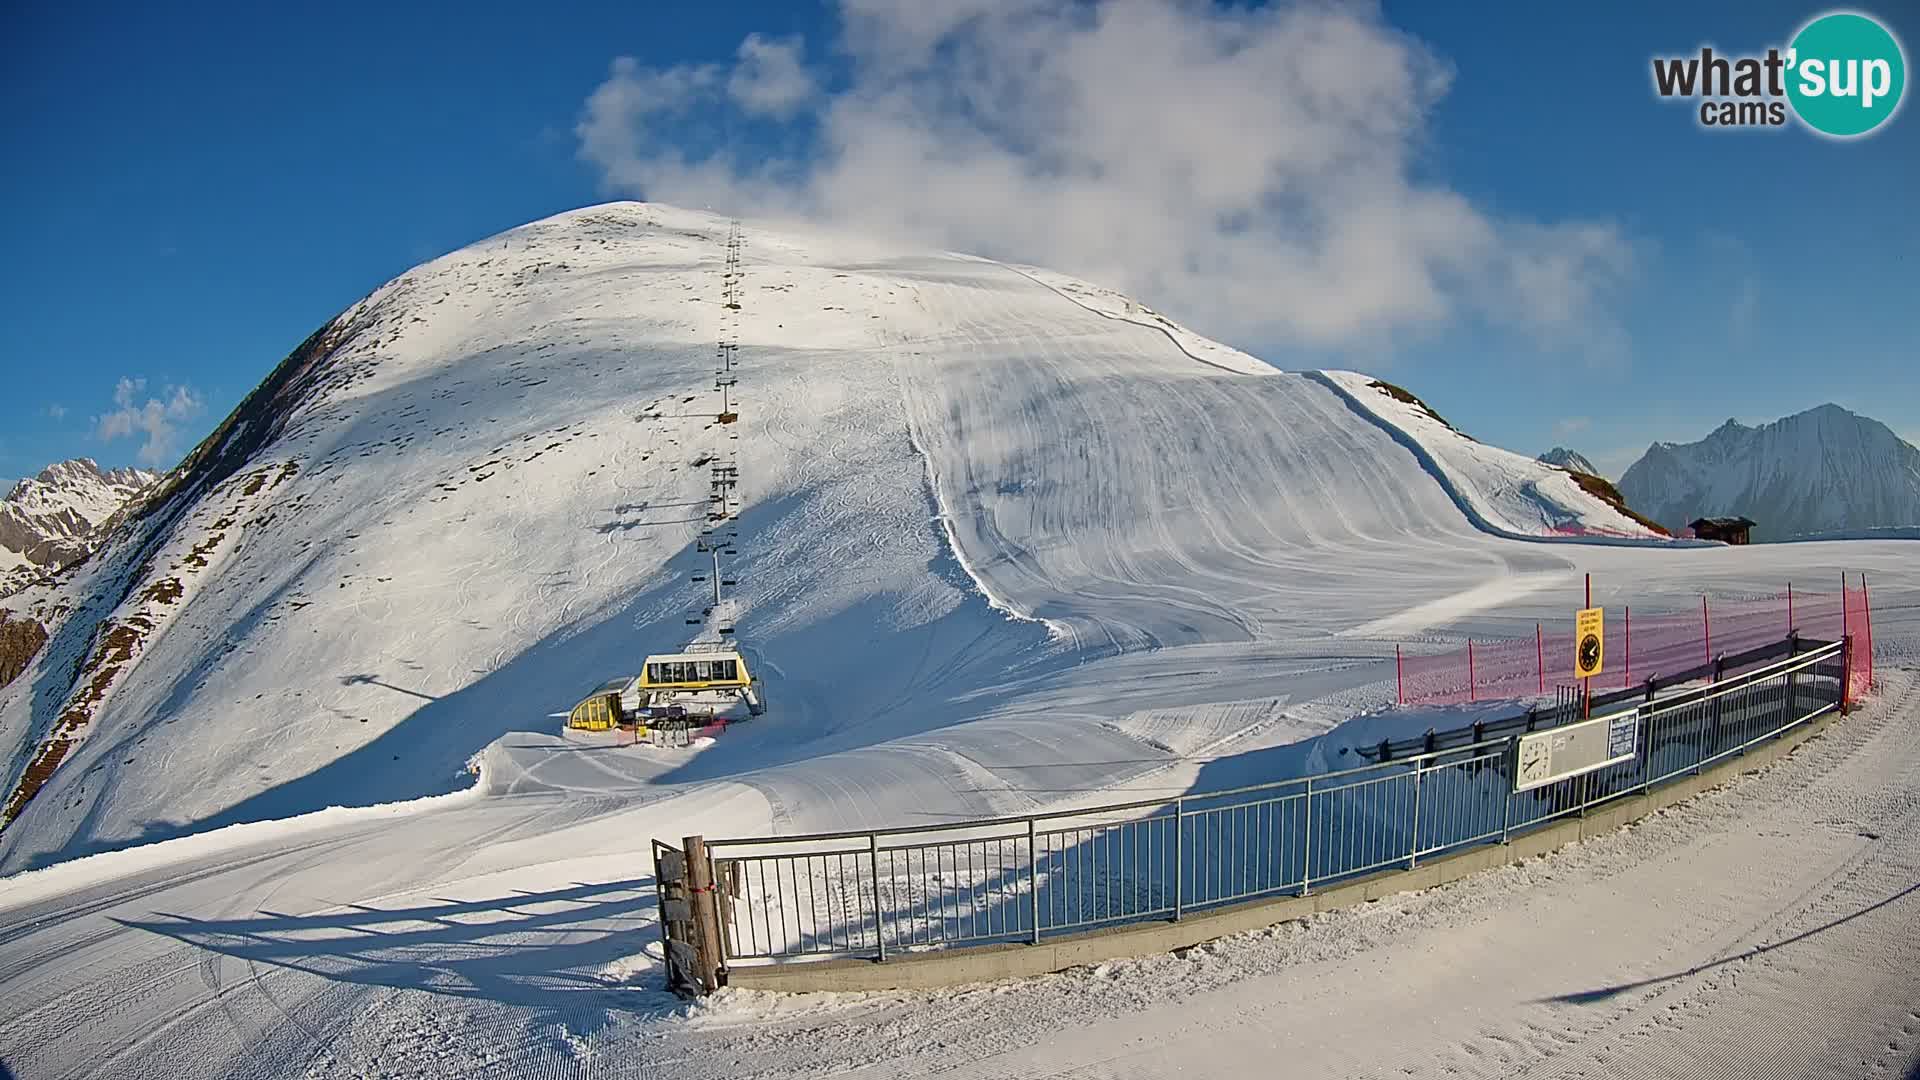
[1,202,1916,1079]
[1,202,1666,870]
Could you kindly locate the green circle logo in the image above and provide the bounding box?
[1787,12,1907,137]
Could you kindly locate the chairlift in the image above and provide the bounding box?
[691,574,708,582]
[717,626,736,636]
[721,578,737,587]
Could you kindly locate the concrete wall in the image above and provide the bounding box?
[725,709,1838,994]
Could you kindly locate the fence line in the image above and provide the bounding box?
[1396,579,1873,706]
[680,637,1854,972]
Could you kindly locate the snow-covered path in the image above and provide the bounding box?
[1,674,1911,1078]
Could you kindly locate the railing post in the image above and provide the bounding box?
[1408,761,1423,868]
[1299,780,1313,896]
[1841,635,1853,715]
[1499,743,1513,844]
[868,833,886,961]
[1641,705,1655,793]
[1172,797,1185,920]
[1027,817,1040,944]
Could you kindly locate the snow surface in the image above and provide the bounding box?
[1,202,1917,1078]
[1320,370,1670,542]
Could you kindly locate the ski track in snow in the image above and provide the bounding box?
[0,202,1916,1078]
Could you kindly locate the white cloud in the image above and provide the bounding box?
[576,1,1632,354]
[1729,277,1758,340]
[44,404,67,421]
[728,34,817,116]
[94,377,206,467]
[1552,416,1592,439]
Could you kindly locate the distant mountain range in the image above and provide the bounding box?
[1618,404,1920,541]
[1538,447,1599,476]
[1,459,160,596]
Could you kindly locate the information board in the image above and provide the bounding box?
[1513,706,1640,793]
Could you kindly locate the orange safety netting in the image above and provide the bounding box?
[1397,580,1874,707]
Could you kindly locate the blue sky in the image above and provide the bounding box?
[2,0,1914,482]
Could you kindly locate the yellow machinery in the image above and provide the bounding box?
[568,678,637,732]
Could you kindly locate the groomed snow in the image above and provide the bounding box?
[1,202,1916,1078]
[1319,369,1673,542]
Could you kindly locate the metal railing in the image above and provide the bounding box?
[694,638,1851,967]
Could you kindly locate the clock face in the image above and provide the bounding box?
[1519,741,1551,784]
[1578,633,1602,674]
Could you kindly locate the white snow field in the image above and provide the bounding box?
[0,202,1916,1078]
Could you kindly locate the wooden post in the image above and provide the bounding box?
[1536,624,1544,695]
[684,835,723,994]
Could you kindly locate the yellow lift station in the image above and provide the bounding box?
[565,646,767,733]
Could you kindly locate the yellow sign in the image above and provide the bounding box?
[1575,607,1605,678]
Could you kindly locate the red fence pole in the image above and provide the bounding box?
[1623,605,1632,690]
[1862,573,1874,691]
[1787,581,1794,635]
[1396,644,1404,705]
[1841,584,1853,712]
[1702,595,1712,667]
[1536,623,1545,695]
[1467,640,1476,702]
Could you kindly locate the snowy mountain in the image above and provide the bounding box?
[1538,447,1598,476]
[0,202,1674,870]
[1618,405,1920,540]
[0,459,160,597]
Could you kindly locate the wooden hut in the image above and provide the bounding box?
[1688,516,1756,545]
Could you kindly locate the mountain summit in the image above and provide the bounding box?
[1538,447,1599,476]
[1618,404,1920,540]
[1,458,160,596]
